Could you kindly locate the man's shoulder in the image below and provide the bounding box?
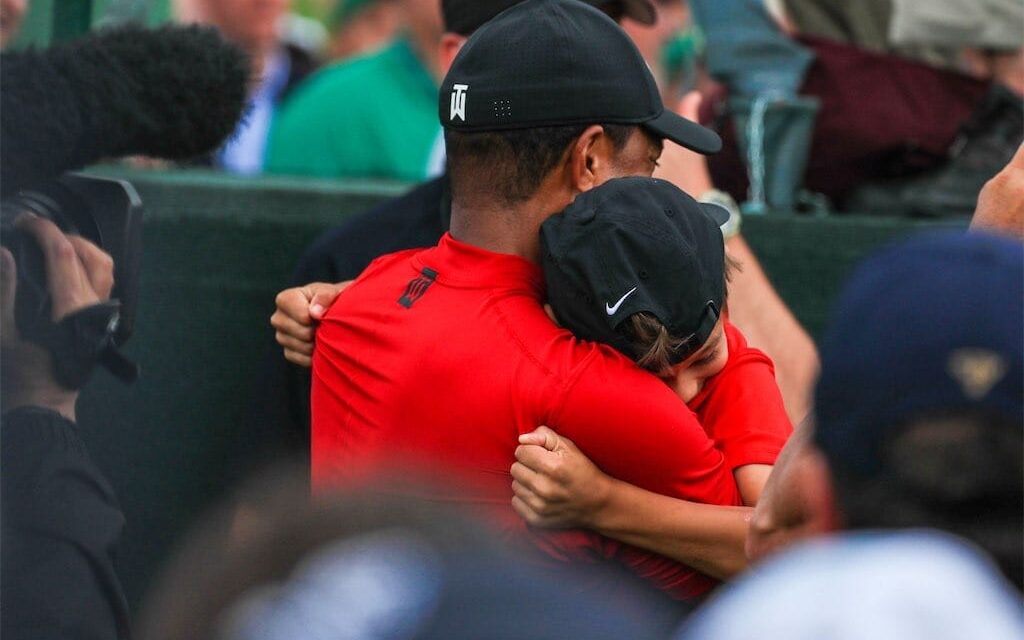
[292,178,446,284]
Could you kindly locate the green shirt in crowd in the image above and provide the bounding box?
[265,38,440,181]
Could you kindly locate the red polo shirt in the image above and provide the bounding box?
[311,233,742,599]
[693,322,793,471]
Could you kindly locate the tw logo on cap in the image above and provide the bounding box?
[450,84,469,122]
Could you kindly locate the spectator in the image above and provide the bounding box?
[182,0,318,174]
[693,0,1005,211]
[746,230,1023,589]
[856,0,1024,216]
[971,142,1024,240]
[137,473,683,640]
[309,0,747,601]
[326,0,404,62]
[621,0,690,99]
[0,0,26,48]
[1,216,130,640]
[682,530,1024,639]
[265,0,445,181]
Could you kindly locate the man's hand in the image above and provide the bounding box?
[270,281,349,367]
[653,92,715,198]
[510,426,612,529]
[971,143,1024,239]
[1,215,115,420]
[744,420,833,563]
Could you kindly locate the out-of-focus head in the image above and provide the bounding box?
[191,0,290,53]
[137,470,681,640]
[621,0,689,72]
[440,0,718,209]
[0,0,27,48]
[683,531,1024,640]
[812,231,1024,587]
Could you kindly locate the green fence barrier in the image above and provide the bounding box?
[73,168,962,610]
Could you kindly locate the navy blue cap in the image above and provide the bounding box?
[440,0,722,155]
[814,231,1024,479]
[541,177,729,365]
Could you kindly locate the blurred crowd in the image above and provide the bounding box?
[169,0,1022,217]
[1,2,1022,640]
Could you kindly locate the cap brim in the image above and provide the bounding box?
[700,202,731,228]
[644,109,723,155]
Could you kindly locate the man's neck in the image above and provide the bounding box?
[449,201,544,264]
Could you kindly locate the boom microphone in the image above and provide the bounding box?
[1,23,250,195]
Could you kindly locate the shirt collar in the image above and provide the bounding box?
[412,233,544,297]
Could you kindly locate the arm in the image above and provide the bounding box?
[722,235,818,426]
[512,427,751,580]
[654,93,818,426]
[532,361,757,587]
[970,142,1024,239]
[745,414,835,563]
[1,216,130,640]
[735,464,773,506]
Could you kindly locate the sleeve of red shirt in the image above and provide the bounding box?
[692,323,793,471]
[548,345,742,598]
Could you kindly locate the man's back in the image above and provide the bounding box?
[311,234,742,598]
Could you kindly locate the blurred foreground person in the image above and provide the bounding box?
[137,472,682,640]
[683,531,1023,640]
[682,231,1024,638]
[747,230,1023,589]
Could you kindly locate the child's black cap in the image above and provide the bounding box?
[541,177,729,364]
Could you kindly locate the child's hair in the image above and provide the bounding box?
[625,254,740,375]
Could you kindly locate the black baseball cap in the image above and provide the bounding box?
[541,177,729,365]
[814,231,1024,480]
[440,0,721,155]
[441,0,656,35]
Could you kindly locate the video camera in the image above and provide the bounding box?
[0,24,248,387]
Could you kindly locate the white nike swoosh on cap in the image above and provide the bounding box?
[605,286,638,315]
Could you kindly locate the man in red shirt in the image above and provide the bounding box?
[312,0,745,600]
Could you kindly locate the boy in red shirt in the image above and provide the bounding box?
[534,176,792,509]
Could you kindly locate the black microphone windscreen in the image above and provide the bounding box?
[1,24,250,195]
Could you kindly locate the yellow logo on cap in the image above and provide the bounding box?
[947,349,1007,399]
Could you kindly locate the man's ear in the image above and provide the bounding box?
[437,33,466,75]
[567,125,615,194]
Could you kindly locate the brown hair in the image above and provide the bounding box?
[625,253,740,374]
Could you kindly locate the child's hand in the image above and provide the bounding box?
[510,426,612,529]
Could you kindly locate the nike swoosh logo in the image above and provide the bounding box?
[605,287,638,315]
